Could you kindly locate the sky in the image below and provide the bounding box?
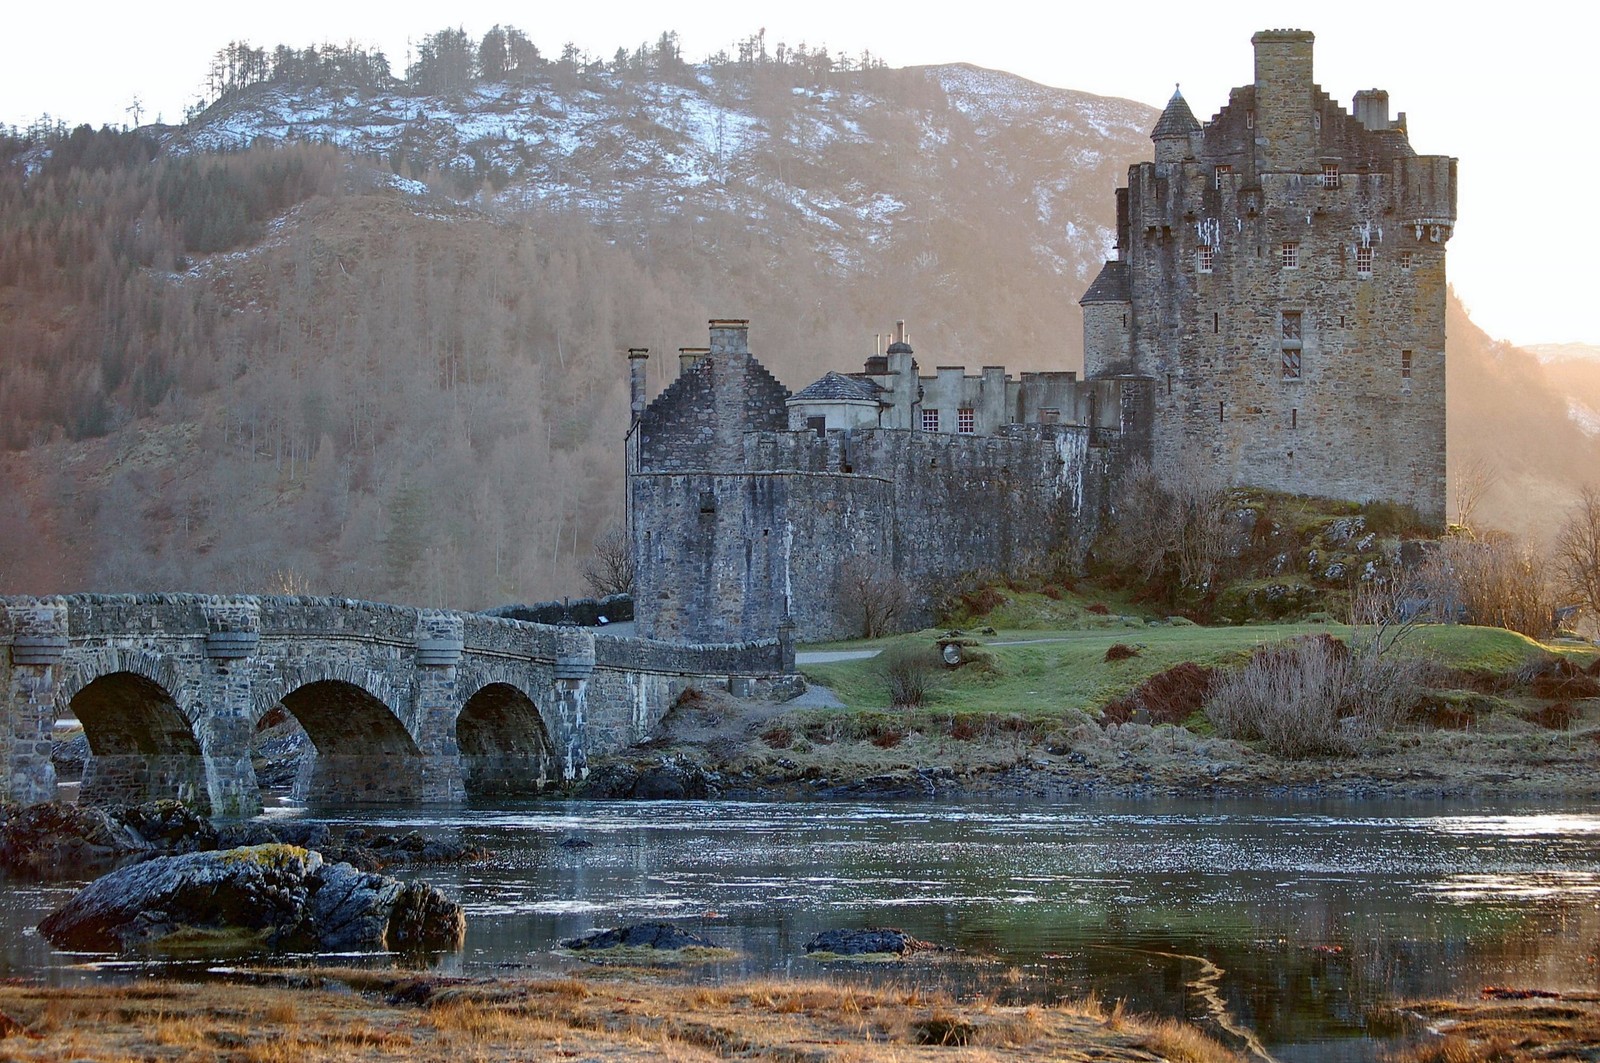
[2,1,1592,348]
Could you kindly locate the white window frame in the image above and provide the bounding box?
[1281,242,1299,269]
[1356,245,1373,277]
[921,408,939,432]
[1196,245,1214,273]
[957,408,975,434]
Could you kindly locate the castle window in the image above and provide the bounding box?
[1314,112,1323,131]
[1400,251,1414,271]
[1219,401,1226,422]
[1321,162,1339,189]
[1196,245,1214,273]
[1281,311,1303,380]
[1213,312,1219,334]
[921,408,940,432]
[1401,349,1413,379]
[1356,245,1373,277]
[1291,408,1298,429]
[1214,164,1231,189]
[1281,242,1299,269]
[1038,408,1060,424]
[957,408,975,434]
[1246,111,1254,129]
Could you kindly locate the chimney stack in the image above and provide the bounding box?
[678,347,709,377]
[708,318,750,357]
[627,348,649,415]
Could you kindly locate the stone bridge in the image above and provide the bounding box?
[0,595,794,817]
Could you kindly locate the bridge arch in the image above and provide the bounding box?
[266,665,422,806]
[56,652,208,812]
[455,681,556,796]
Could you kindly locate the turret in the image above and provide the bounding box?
[1151,87,1200,166]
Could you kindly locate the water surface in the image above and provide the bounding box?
[5,796,1599,1061]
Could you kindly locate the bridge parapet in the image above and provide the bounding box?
[0,593,801,817]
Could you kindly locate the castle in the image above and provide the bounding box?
[625,30,1455,644]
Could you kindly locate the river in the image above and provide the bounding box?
[4,796,1599,1061]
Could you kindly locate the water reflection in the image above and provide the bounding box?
[5,797,1600,1061]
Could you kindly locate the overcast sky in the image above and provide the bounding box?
[3,1,1590,347]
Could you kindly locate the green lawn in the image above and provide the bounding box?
[800,621,1595,717]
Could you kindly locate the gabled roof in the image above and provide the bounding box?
[1079,261,1130,305]
[789,371,882,403]
[1151,88,1201,139]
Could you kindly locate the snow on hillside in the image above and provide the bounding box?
[166,64,1155,278]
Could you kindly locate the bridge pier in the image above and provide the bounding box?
[551,628,595,781]
[414,611,467,804]
[198,600,264,818]
[1,601,67,806]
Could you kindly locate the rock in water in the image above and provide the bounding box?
[0,802,149,877]
[804,927,941,956]
[561,922,719,952]
[38,844,465,955]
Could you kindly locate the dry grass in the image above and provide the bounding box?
[1380,994,1600,1063]
[0,971,1247,1063]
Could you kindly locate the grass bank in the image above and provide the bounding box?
[0,970,1240,1063]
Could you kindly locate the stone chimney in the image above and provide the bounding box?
[1252,28,1316,172]
[678,347,709,377]
[1352,89,1391,131]
[627,348,649,416]
[708,319,750,357]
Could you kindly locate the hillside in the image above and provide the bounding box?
[0,52,1592,607]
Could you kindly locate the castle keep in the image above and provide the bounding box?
[1083,29,1454,520]
[627,31,1452,643]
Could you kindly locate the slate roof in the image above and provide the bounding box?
[1078,261,1130,304]
[789,371,883,403]
[1151,89,1201,139]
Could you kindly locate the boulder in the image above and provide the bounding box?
[804,927,942,956]
[561,922,719,952]
[0,802,149,877]
[38,844,465,955]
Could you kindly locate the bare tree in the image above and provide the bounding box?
[1417,532,1557,639]
[1554,485,1600,620]
[836,558,912,638]
[1450,454,1498,533]
[1097,453,1231,602]
[581,523,635,597]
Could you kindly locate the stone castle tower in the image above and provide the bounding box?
[1081,29,1456,523]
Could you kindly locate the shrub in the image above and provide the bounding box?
[882,644,938,708]
[1103,643,1141,662]
[1101,662,1217,726]
[1205,635,1419,757]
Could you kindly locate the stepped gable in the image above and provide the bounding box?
[1079,262,1129,304]
[636,323,791,467]
[791,372,882,403]
[1151,89,1201,138]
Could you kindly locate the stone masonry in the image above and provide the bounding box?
[0,594,792,816]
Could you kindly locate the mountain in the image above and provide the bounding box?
[0,55,1591,606]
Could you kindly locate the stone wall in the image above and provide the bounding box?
[1,594,796,815]
[633,417,1107,643]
